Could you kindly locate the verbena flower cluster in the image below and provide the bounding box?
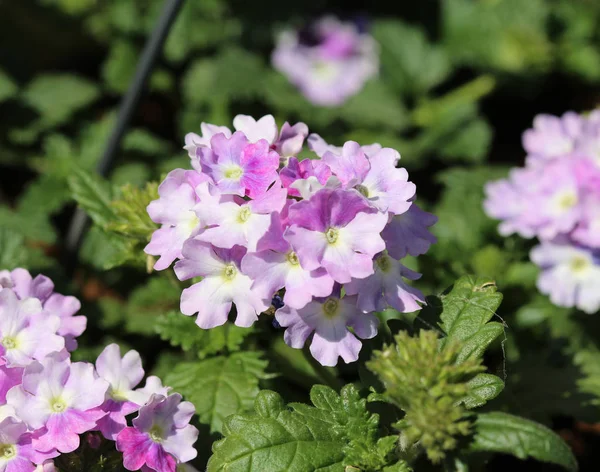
[271,16,379,106]
[485,111,600,313]
[0,269,198,472]
[145,114,437,367]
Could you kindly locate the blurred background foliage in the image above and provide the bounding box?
[2,0,600,469]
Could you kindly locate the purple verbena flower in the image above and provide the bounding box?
[116,394,198,472]
[272,16,379,106]
[523,112,581,165]
[280,157,332,198]
[0,366,22,405]
[184,124,232,171]
[200,132,279,198]
[345,253,425,313]
[174,241,268,328]
[285,189,387,283]
[308,133,382,159]
[94,344,145,441]
[0,413,57,472]
[194,183,287,252]
[531,242,600,314]
[241,242,335,310]
[382,204,438,259]
[145,169,211,271]
[0,289,63,368]
[6,353,108,454]
[275,291,378,366]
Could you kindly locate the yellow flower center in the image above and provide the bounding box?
[50,397,67,413]
[570,256,590,273]
[325,227,339,244]
[557,192,577,210]
[0,444,16,459]
[224,166,243,180]
[355,184,369,198]
[237,207,252,223]
[322,298,340,319]
[223,264,237,280]
[1,337,16,350]
[287,251,300,266]
[149,425,163,443]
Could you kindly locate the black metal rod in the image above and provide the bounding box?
[65,0,186,256]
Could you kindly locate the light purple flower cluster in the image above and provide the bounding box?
[484,111,600,313]
[0,269,198,472]
[271,16,379,106]
[145,114,437,366]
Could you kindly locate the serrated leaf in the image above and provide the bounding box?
[208,384,383,472]
[156,312,251,358]
[166,352,269,433]
[434,276,504,361]
[21,74,99,128]
[460,373,504,409]
[467,412,578,471]
[69,168,116,228]
[79,227,137,270]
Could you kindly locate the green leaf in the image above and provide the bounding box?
[102,40,138,93]
[440,118,492,163]
[430,166,509,263]
[125,277,181,335]
[460,373,504,409]
[436,275,504,362]
[338,81,408,129]
[166,352,270,434]
[467,412,578,471]
[0,68,17,103]
[373,20,451,95]
[69,168,116,228]
[156,312,251,358]
[0,228,29,269]
[208,384,385,472]
[107,182,158,241]
[21,74,99,128]
[79,227,137,271]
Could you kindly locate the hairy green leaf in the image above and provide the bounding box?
[467,412,577,471]
[166,352,270,433]
[208,384,387,472]
[156,312,251,358]
[460,373,504,409]
[69,168,116,228]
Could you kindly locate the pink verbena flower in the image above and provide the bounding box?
[280,157,332,198]
[382,204,438,259]
[272,16,379,106]
[94,344,146,441]
[145,169,211,270]
[0,413,57,472]
[116,394,198,472]
[0,289,63,368]
[345,253,425,313]
[322,142,416,214]
[241,242,335,310]
[0,366,22,405]
[275,291,378,366]
[184,123,232,171]
[174,241,268,328]
[531,242,600,314]
[200,132,279,198]
[3,269,86,352]
[285,188,387,283]
[308,133,382,159]
[523,112,581,165]
[194,183,287,252]
[7,354,108,454]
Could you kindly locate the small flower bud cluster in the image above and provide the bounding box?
[271,16,379,106]
[484,111,600,313]
[0,269,198,472]
[145,114,437,366]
